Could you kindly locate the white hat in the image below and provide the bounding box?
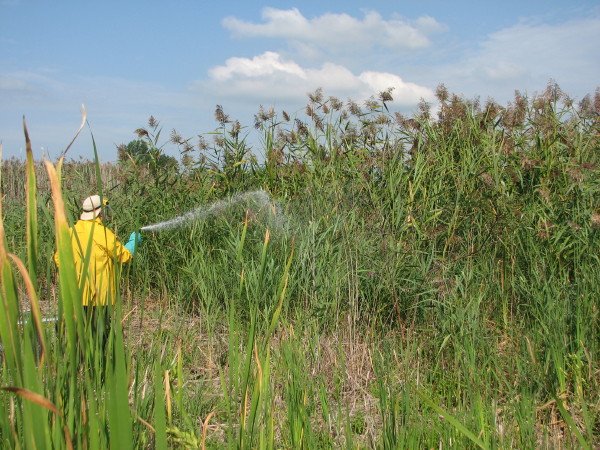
[80,195,103,220]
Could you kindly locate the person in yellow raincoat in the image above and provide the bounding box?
[54,194,141,307]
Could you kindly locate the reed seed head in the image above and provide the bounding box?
[347,100,362,116]
[435,83,449,103]
[378,87,394,103]
[197,135,208,151]
[134,128,149,138]
[170,129,183,144]
[328,96,343,111]
[229,121,241,138]
[214,105,229,125]
[307,88,323,104]
[148,115,158,128]
[364,97,379,110]
[579,94,593,116]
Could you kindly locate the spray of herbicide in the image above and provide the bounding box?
[140,190,283,232]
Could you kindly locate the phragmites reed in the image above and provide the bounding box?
[347,99,362,116]
[254,105,276,130]
[214,104,229,125]
[229,121,241,139]
[307,87,324,104]
[364,97,379,110]
[328,96,343,111]
[503,90,528,129]
[4,82,597,449]
[305,104,314,118]
[148,115,158,129]
[295,119,308,137]
[379,87,394,104]
[435,83,450,103]
[170,129,194,153]
[134,128,149,138]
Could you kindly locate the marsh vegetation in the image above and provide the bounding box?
[1,83,599,448]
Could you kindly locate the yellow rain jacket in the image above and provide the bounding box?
[54,218,132,306]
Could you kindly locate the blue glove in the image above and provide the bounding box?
[124,231,142,255]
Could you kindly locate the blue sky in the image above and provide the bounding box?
[1,0,599,161]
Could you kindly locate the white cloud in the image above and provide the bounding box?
[223,8,446,55]
[0,72,61,108]
[359,72,435,105]
[200,51,434,107]
[210,51,306,80]
[434,15,600,101]
[0,75,31,91]
[481,61,528,83]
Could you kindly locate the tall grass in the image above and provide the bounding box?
[1,82,598,447]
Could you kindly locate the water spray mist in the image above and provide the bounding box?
[140,190,282,232]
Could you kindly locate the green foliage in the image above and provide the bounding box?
[117,116,179,189]
[1,82,599,447]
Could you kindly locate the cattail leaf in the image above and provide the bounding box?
[23,117,38,288]
[7,253,47,367]
[266,246,293,339]
[0,386,73,449]
[1,386,59,414]
[0,166,22,379]
[45,159,82,369]
[153,362,168,450]
[59,104,87,161]
[201,411,217,450]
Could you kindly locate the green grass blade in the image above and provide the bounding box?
[554,395,591,449]
[154,362,168,450]
[415,388,488,449]
[23,117,38,288]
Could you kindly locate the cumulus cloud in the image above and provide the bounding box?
[210,51,306,80]
[211,8,445,109]
[223,8,446,55]
[358,72,435,105]
[200,51,434,106]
